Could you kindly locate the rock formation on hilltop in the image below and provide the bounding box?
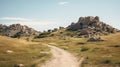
[0,24,38,37]
[67,16,119,37]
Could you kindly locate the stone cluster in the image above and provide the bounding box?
[67,16,119,37]
[0,24,38,37]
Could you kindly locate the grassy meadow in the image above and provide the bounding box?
[33,30,120,67]
[0,36,51,67]
[0,29,120,67]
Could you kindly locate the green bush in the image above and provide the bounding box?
[112,45,120,47]
[102,59,111,64]
[77,42,86,45]
[109,45,120,47]
[80,47,89,52]
[36,32,50,38]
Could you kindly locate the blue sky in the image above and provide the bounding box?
[0,0,120,31]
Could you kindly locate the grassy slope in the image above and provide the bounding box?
[33,30,120,67]
[0,36,51,67]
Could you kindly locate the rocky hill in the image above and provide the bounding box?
[67,16,119,37]
[0,24,38,37]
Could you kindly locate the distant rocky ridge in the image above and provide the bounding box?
[67,16,119,37]
[0,16,119,38]
[0,24,39,37]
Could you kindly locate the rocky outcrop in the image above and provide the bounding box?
[87,37,104,42]
[0,24,38,37]
[67,16,119,37]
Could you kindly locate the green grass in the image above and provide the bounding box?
[0,36,51,67]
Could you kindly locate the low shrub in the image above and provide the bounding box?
[102,59,111,64]
[108,45,120,47]
[77,42,86,45]
[80,47,89,52]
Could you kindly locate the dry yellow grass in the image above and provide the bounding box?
[0,36,51,67]
[33,32,120,67]
[1,31,120,67]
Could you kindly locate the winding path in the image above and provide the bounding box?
[41,45,82,67]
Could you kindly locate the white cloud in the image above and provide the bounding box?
[0,17,60,31]
[20,21,55,26]
[5,21,57,26]
[0,17,30,21]
[4,21,59,31]
[59,2,69,5]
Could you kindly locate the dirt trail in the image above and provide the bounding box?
[41,45,82,67]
